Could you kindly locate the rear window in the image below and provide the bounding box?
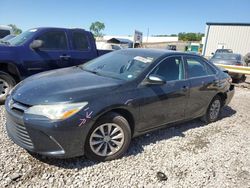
[72,31,89,50]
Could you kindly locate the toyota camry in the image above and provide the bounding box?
[5,49,234,161]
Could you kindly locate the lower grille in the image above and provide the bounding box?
[7,118,34,149]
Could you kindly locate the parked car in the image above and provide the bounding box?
[210,53,246,83]
[166,45,177,51]
[0,27,111,103]
[5,49,234,161]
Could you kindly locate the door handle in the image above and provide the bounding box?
[60,55,71,60]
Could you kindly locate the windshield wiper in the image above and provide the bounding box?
[77,66,99,74]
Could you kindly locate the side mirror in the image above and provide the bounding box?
[211,52,214,55]
[146,75,166,85]
[30,40,43,50]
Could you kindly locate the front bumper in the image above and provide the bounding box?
[5,97,94,158]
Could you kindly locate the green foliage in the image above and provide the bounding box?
[178,32,204,41]
[89,21,105,37]
[8,24,22,35]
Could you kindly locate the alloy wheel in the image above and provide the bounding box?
[89,123,125,157]
[209,99,221,120]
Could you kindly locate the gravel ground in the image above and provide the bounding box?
[0,87,250,188]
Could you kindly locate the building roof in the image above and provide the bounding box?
[206,22,250,26]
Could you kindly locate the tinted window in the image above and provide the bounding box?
[0,30,10,38]
[186,57,208,78]
[153,56,184,81]
[205,63,216,75]
[72,31,89,50]
[38,31,67,50]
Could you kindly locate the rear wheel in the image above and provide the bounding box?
[0,72,16,104]
[85,112,131,161]
[201,95,222,123]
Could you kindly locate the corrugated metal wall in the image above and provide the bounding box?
[203,25,250,57]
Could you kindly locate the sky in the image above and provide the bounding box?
[1,0,250,36]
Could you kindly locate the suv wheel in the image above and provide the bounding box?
[85,112,131,161]
[201,95,222,123]
[0,72,16,104]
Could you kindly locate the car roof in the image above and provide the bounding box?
[120,48,195,57]
[28,27,88,32]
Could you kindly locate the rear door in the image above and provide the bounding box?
[138,55,190,131]
[23,29,71,75]
[69,30,97,66]
[184,55,218,119]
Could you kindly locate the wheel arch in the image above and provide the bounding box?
[0,62,22,83]
[94,107,135,136]
[216,92,227,106]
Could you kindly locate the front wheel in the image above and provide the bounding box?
[201,95,222,123]
[0,72,16,104]
[85,112,131,161]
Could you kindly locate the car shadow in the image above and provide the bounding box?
[30,106,236,169]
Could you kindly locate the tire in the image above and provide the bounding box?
[0,71,16,104]
[201,95,222,124]
[85,112,131,161]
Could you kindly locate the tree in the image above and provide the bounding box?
[8,24,22,35]
[178,32,204,41]
[89,21,105,37]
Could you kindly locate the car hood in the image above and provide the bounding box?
[12,67,125,105]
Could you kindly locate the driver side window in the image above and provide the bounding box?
[37,31,68,50]
[152,56,184,81]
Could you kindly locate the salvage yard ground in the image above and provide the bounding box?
[0,87,250,187]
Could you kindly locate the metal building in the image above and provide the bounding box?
[202,22,250,57]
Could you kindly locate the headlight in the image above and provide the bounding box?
[25,102,88,120]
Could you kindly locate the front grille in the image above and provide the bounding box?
[7,118,34,149]
[6,98,34,149]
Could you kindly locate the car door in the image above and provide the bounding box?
[138,55,190,131]
[23,30,71,76]
[69,30,97,66]
[184,55,218,119]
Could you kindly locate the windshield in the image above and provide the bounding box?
[81,50,159,81]
[212,53,239,60]
[8,29,38,46]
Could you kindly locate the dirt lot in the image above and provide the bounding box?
[0,87,250,188]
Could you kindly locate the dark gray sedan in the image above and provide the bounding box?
[210,53,246,83]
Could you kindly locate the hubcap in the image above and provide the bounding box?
[89,123,125,157]
[0,78,9,98]
[209,99,221,120]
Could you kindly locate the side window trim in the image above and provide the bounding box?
[36,30,69,51]
[146,55,185,83]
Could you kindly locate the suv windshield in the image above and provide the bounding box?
[81,50,159,81]
[212,53,239,60]
[8,29,38,46]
